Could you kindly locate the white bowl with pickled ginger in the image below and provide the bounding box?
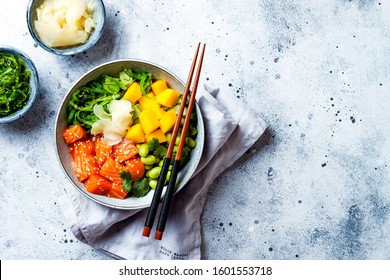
[27,0,105,55]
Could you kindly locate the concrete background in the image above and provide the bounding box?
[1,0,389,259]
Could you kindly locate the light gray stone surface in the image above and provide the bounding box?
[1,0,389,260]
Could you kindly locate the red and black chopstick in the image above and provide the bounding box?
[142,42,206,240]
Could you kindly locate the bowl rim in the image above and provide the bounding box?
[26,0,106,56]
[54,58,205,210]
[0,46,39,123]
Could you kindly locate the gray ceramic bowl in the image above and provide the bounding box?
[26,0,105,55]
[55,59,205,209]
[0,46,39,123]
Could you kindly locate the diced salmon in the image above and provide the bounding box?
[68,139,95,160]
[99,157,126,184]
[72,154,99,182]
[84,174,113,195]
[106,183,128,199]
[63,124,87,144]
[94,136,113,166]
[125,157,145,181]
[112,137,138,163]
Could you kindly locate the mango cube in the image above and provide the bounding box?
[139,108,160,135]
[152,107,166,120]
[138,93,160,111]
[126,123,145,143]
[151,80,168,96]
[122,82,142,103]
[159,109,177,133]
[155,89,180,108]
[145,129,167,143]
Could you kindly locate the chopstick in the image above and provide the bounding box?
[142,42,206,240]
[154,43,206,240]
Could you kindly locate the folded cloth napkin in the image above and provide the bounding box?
[58,85,267,260]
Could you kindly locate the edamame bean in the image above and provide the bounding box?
[149,179,158,189]
[141,155,156,165]
[149,166,162,179]
[164,170,172,184]
[145,170,151,177]
[166,132,173,143]
[175,136,181,146]
[158,160,164,167]
[185,137,196,148]
[173,104,180,114]
[144,164,153,170]
[184,145,191,153]
[138,143,149,157]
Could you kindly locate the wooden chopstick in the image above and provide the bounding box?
[142,42,204,238]
[154,43,206,240]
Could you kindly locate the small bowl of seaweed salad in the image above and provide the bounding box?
[0,46,39,123]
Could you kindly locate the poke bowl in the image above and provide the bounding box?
[55,59,204,210]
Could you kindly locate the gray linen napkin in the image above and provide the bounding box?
[58,85,267,259]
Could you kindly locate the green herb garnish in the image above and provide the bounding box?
[132,177,150,197]
[153,145,167,159]
[187,125,197,137]
[0,53,31,117]
[147,138,160,152]
[119,170,151,197]
[119,170,133,193]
